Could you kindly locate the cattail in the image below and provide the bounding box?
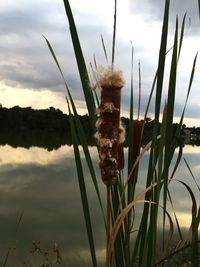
[129,119,143,183]
[117,124,125,171]
[95,66,125,186]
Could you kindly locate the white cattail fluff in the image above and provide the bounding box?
[94,66,125,89]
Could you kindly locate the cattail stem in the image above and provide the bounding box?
[138,60,141,120]
[106,185,111,267]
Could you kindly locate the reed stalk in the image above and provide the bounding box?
[94,66,125,267]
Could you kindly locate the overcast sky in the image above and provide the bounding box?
[0,0,200,125]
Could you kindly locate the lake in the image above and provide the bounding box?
[0,144,199,266]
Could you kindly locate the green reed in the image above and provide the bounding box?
[45,0,200,266]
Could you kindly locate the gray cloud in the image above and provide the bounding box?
[0,1,75,92]
[129,0,199,33]
[129,0,198,22]
[129,0,164,21]
[0,2,111,98]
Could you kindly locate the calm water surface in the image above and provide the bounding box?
[0,144,199,266]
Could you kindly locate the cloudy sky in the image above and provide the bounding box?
[0,0,200,125]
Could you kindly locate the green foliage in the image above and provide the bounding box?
[45,0,200,266]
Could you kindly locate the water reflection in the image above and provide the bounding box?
[0,129,97,151]
[0,128,200,151]
[0,144,199,266]
[0,145,105,266]
[0,145,74,165]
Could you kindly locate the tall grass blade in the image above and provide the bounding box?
[156,105,167,254]
[111,183,126,267]
[44,37,104,218]
[67,90,105,223]
[153,0,170,135]
[127,43,134,176]
[89,62,100,107]
[135,1,170,265]
[169,53,198,169]
[3,212,23,267]
[159,17,178,266]
[179,52,198,126]
[178,13,186,61]
[66,98,97,267]
[167,191,183,241]
[164,16,178,172]
[160,206,174,257]
[157,104,167,185]
[198,0,200,18]
[177,180,199,266]
[111,0,117,67]
[126,43,134,265]
[101,34,108,64]
[184,158,200,192]
[45,37,103,266]
[169,138,183,182]
[138,60,141,120]
[62,0,96,130]
[143,71,157,121]
[43,35,66,83]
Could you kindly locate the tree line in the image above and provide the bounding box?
[0,105,200,150]
[0,105,160,135]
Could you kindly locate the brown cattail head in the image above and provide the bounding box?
[117,125,125,171]
[95,66,125,186]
